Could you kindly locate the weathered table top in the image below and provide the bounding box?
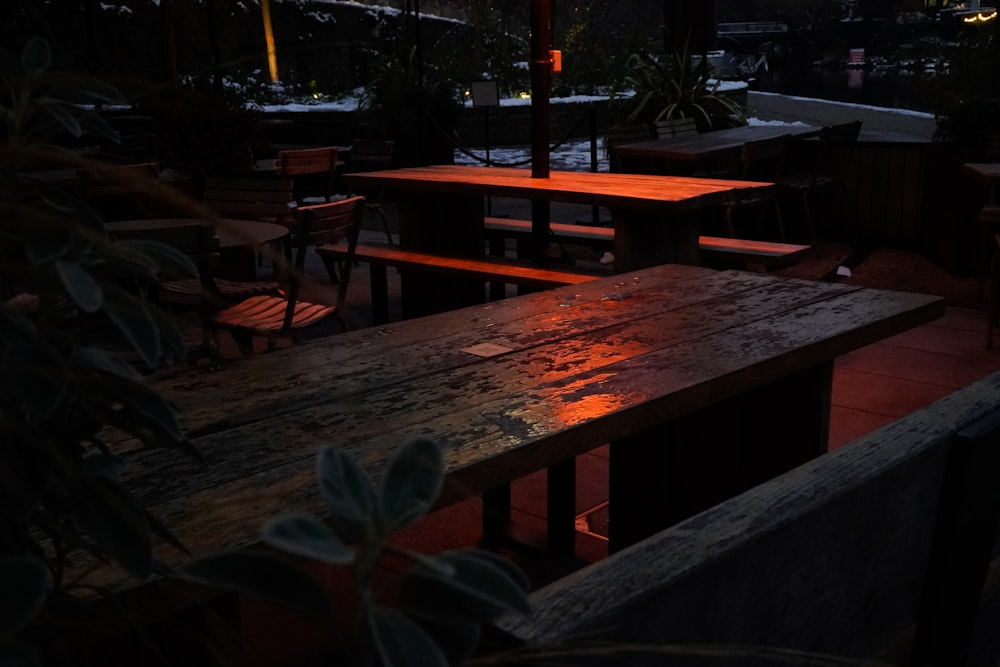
[342,164,770,214]
[611,123,822,163]
[92,264,944,591]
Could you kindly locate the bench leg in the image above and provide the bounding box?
[607,362,832,552]
[482,484,511,547]
[546,459,576,557]
[369,264,389,325]
[481,460,576,561]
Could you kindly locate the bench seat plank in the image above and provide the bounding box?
[483,216,811,267]
[497,370,1000,663]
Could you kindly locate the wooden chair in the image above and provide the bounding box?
[722,133,791,242]
[212,196,365,354]
[777,119,862,244]
[605,123,655,173]
[276,146,340,204]
[202,174,296,272]
[653,117,698,139]
[82,161,162,220]
[648,117,701,174]
[202,175,295,224]
[345,139,395,243]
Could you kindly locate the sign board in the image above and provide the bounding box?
[471,80,499,108]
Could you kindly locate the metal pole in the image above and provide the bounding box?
[529,0,552,261]
[414,0,424,89]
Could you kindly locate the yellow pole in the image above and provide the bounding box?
[260,0,279,82]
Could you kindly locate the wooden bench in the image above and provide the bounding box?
[315,241,601,324]
[482,216,811,269]
[495,370,1000,667]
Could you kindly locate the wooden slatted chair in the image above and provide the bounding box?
[276,146,340,204]
[605,123,655,173]
[202,174,296,272]
[212,196,365,354]
[202,175,295,224]
[345,139,395,243]
[722,133,791,242]
[654,117,699,139]
[777,120,862,244]
[651,117,701,174]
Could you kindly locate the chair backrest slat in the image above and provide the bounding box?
[740,133,791,181]
[203,176,294,222]
[347,139,394,171]
[654,117,699,139]
[276,146,338,177]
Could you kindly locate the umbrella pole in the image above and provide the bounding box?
[530,0,553,261]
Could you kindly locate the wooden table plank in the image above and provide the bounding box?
[117,268,856,453]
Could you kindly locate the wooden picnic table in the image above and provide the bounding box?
[342,165,771,315]
[85,262,943,599]
[611,123,822,175]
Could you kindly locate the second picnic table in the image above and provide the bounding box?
[342,164,772,314]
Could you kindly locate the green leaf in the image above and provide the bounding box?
[316,445,380,542]
[56,260,103,313]
[72,474,152,579]
[22,215,73,265]
[20,37,51,75]
[0,556,50,638]
[73,346,144,381]
[91,371,186,444]
[181,551,333,624]
[100,282,161,366]
[371,608,449,667]
[2,340,66,419]
[381,439,443,531]
[118,238,198,280]
[410,616,482,665]
[397,550,530,623]
[262,514,355,566]
[38,101,83,140]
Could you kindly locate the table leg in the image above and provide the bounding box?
[610,207,701,271]
[607,362,833,553]
[396,194,489,318]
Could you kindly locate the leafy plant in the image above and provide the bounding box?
[1,37,201,663]
[610,39,746,132]
[183,438,531,667]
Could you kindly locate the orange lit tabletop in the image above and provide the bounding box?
[343,164,772,317]
[87,263,944,598]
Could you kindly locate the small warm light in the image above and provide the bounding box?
[312,92,320,100]
[517,91,531,99]
[962,9,997,21]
